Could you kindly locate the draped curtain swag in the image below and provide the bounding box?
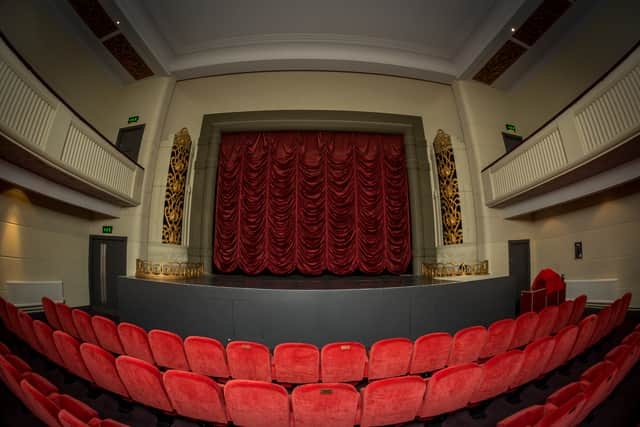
[214,131,411,275]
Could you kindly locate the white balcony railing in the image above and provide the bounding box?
[0,39,143,206]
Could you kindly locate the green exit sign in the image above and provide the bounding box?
[505,123,517,132]
[128,115,139,124]
[102,225,113,234]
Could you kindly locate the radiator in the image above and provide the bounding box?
[5,280,64,312]
[565,278,619,305]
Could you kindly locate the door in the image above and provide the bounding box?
[115,125,145,162]
[508,239,531,293]
[89,236,127,314]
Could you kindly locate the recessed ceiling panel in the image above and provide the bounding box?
[103,34,154,80]
[473,40,527,85]
[67,0,118,38]
[512,0,572,46]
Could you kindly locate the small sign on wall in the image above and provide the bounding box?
[102,225,113,234]
[574,241,583,259]
[128,115,139,124]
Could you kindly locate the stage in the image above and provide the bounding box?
[117,274,517,347]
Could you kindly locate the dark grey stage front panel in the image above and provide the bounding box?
[118,276,517,347]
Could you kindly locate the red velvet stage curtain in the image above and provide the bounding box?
[214,131,411,275]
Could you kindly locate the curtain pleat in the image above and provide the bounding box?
[214,131,411,275]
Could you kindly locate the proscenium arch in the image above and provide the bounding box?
[188,110,436,275]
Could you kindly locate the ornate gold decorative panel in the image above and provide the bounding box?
[421,260,489,279]
[162,128,192,244]
[433,129,463,245]
[136,259,204,280]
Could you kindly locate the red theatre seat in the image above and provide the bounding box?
[79,343,130,398]
[18,311,44,354]
[117,323,155,364]
[42,296,63,330]
[552,300,574,334]
[578,361,618,422]
[615,292,632,327]
[148,329,190,371]
[272,342,320,384]
[292,383,360,427]
[509,312,539,350]
[470,350,524,404]
[568,314,598,360]
[359,376,425,427]
[71,310,99,345]
[33,320,65,366]
[409,332,452,375]
[510,336,555,389]
[533,305,559,340]
[0,340,9,354]
[480,319,516,359]
[5,302,23,338]
[605,344,637,390]
[226,341,272,381]
[224,380,290,427]
[497,405,546,427]
[91,316,125,355]
[52,331,94,383]
[115,356,173,412]
[320,342,367,383]
[568,294,587,325]
[21,379,99,427]
[448,326,487,366]
[589,307,612,347]
[367,337,413,380]
[541,388,586,427]
[543,325,579,374]
[0,354,33,399]
[418,363,482,419]
[49,393,99,426]
[163,370,228,424]
[183,336,229,379]
[58,410,130,427]
[0,297,8,327]
[55,303,80,339]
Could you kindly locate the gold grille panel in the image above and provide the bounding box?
[162,128,192,244]
[433,130,463,245]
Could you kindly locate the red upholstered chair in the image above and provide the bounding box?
[148,329,190,370]
[588,306,612,347]
[0,340,9,354]
[551,300,574,334]
[58,410,130,427]
[21,379,99,427]
[320,341,367,383]
[0,354,58,401]
[447,326,487,366]
[272,342,320,384]
[72,310,99,345]
[540,388,586,427]
[18,310,44,354]
[292,383,360,427]
[55,303,80,339]
[79,343,130,398]
[42,296,63,330]
[91,316,124,355]
[418,363,482,419]
[409,332,452,375]
[117,323,155,364]
[359,376,425,427]
[480,319,516,359]
[543,325,579,374]
[53,331,94,383]
[622,331,640,365]
[226,340,272,381]
[605,344,637,390]
[183,336,229,379]
[615,292,632,327]
[115,356,173,412]
[533,305,559,340]
[33,320,65,366]
[578,361,618,422]
[470,350,524,404]
[224,379,290,427]
[367,337,412,380]
[0,296,8,327]
[510,336,555,389]
[49,393,99,426]
[568,294,587,325]
[163,370,228,424]
[5,302,23,338]
[509,311,539,349]
[497,405,547,427]
[568,314,598,360]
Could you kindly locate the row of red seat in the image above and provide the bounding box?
[0,340,128,427]
[0,295,631,426]
[498,325,640,427]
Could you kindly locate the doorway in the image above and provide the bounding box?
[508,239,531,294]
[89,235,127,315]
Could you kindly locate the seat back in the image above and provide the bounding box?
[448,326,487,366]
[533,306,559,340]
[91,316,124,354]
[292,383,360,427]
[543,325,579,374]
[5,302,23,337]
[509,312,539,349]
[71,310,98,345]
[224,379,290,427]
[79,343,129,398]
[273,342,320,384]
[360,376,425,427]
[226,341,272,381]
[510,336,555,389]
[497,405,546,427]
[605,344,636,389]
[184,336,229,379]
[0,341,8,354]
[552,300,574,334]
[0,354,25,398]
[579,361,618,420]
[33,320,65,366]
[539,392,586,427]
[55,303,80,339]
[163,370,227,424]
[0,297,8,327]
[589,307,612,347]
[52,331,94,383]
[48,393,98,425]
[18,310,43,353]
[117,323,155,364]
[418,363,483,418]
[367,337,413,380]
[568,314,598,360]
[568,294,587,325]
[320,342,367,383]
[470,350,524,404]
[615,292,632,327]
[20,379,61,427]
[115,356,173,412]
[148,329,189,370]
[42,296,62,330]
[480,319,516,359]
[409,332,452,374]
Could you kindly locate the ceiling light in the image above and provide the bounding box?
[115,20,121,25]
[511,27,516,32]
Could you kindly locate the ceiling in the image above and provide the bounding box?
[60,0,594,85]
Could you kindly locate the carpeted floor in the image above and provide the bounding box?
[1,308,638,427]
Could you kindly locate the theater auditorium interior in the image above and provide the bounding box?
[0,0,639,426]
